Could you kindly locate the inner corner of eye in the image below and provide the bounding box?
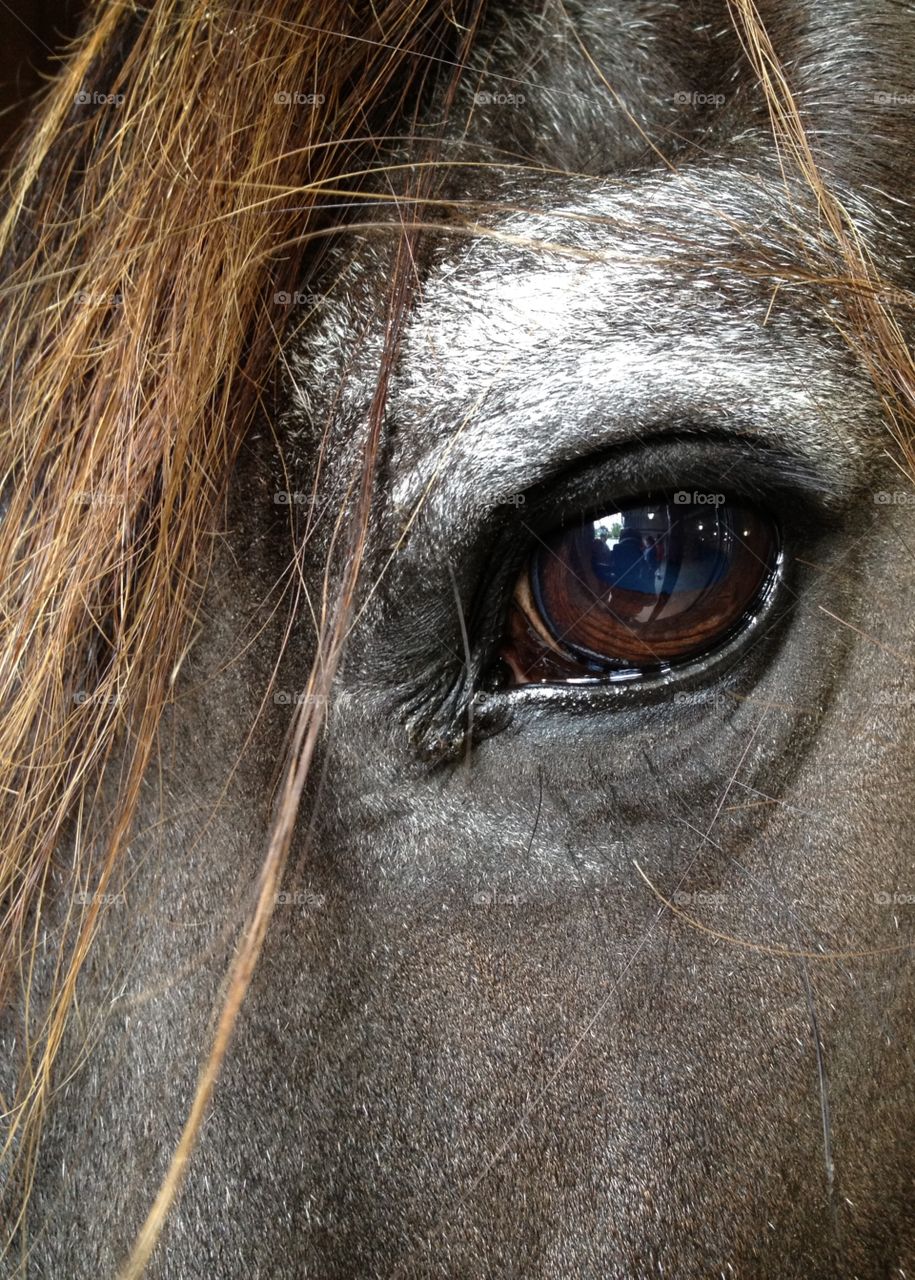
[495,492,779,688]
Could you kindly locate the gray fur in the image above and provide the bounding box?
[10,2,915,1276]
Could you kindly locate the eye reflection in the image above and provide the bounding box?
[499,495,779,684]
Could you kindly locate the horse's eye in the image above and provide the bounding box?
[499,495,780,684]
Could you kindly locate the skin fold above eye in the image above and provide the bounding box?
[499,494,779,685]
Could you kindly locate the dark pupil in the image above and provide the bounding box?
[530,497,777,670]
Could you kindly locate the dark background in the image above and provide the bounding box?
[0,1,85,159]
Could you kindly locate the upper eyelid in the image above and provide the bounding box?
[391,409,860,557]
[479,433,843,546]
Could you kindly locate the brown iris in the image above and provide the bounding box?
[500,496,779,684]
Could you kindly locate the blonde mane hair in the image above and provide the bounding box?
[0,0,912,1273]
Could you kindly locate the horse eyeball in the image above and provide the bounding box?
[499,495,779,684]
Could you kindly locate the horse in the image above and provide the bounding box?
[2,1,915,1275]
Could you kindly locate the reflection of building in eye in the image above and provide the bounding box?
[591,522,655,592]
[591,509,670,592]
[588,501,738,596]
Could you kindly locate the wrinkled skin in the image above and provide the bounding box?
[12,2,915,1276]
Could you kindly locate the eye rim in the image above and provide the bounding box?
[480,533,788,721]
[399,432,839,760]
[499,492,783,687]
[473,472,799,722]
